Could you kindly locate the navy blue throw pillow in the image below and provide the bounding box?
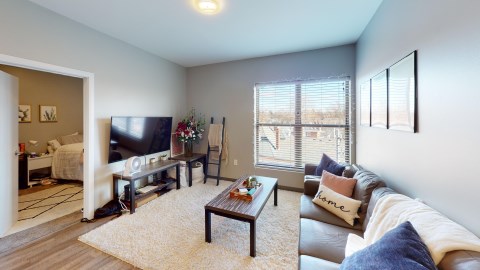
[314,154,345,176]
[340,221,437,270]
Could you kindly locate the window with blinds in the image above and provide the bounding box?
[254,78,351,171]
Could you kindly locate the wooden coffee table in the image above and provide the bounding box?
[205,175,278,257]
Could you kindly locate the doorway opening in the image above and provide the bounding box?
[0,54,94,236]
[0,65,84,235]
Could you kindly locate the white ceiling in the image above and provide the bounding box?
[29,0,383,67]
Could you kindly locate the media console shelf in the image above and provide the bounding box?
[112,159,180,214]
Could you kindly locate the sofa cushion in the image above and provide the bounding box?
[352,169,386,225]
[299,255,340,270]
[321,170,357,197]
[304,163,318,176]
[300,195,363,231]
[314,154,345,176]
[342,164,357,178]
[303,176,321,196]
[340,221,436,270]
[312,185,361,226]
[438,250,480,270]
[299,218,363,264]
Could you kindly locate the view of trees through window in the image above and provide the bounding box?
[254,78,351,170]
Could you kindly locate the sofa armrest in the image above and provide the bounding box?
[305,163,317,175]
[304,177,320,196]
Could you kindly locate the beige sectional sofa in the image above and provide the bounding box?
[298,164,480,270]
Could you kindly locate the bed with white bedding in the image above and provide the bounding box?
[51,142,84,181]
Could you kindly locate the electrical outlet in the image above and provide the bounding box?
[234,159,238,166]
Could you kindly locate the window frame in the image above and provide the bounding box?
[254,77,352,171]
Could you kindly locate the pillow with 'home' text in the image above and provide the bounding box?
[312,185,361,226]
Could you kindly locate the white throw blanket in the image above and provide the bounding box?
[51,142,84,181]
[362,194,480,265]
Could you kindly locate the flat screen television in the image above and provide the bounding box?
[108,116,173,163]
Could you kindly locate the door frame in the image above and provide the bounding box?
[0,54,95,220]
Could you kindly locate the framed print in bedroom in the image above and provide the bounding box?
[360,80,371,126]
[39,105,57,122]
[18,104,31,123]
[370,70,388,129]
[170,133,184,157]
[388,51,417,132]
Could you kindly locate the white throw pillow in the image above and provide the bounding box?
[345,233,367,257]
[47,139,61,151]
[312,185,362,226]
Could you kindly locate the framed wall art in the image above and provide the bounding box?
[18,104,31,123]
[388,51,417,132]
[170,133,184,157]
[370,70,388,129]
[360,80,371,126]
[39,105,57,122]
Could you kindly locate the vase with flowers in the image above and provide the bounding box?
[175,108,205,157]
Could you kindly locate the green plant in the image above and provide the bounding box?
[43,107,57,121]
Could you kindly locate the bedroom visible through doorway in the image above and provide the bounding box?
[0,54,94,238]
[0,64,84,236]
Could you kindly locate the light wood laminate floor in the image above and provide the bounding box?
[0,214,135,270]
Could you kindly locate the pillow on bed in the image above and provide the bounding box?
[59,134,83,145]
[47,139,62,151]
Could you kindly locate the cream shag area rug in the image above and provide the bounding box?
[79,180,301,269]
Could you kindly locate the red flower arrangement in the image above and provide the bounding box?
[175,109,205,143]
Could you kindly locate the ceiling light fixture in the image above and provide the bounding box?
[195,0,221,15]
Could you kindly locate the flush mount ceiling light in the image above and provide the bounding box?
[194,0,221,15]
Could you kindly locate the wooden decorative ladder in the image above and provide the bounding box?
[205,117,225,186]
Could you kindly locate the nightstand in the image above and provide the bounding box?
[27,154,53,187]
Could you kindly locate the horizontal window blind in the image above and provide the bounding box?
[254,78,351,170]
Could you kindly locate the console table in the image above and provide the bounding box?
[169,153,207,187]
[112,160,180,214]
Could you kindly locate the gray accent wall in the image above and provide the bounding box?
[0,1,186,208]
[187,45,356,189]
[356,0,480,236]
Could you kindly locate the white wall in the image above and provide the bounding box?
[187,45,356,189]
[356,0,480,236]
[0,1,186,208]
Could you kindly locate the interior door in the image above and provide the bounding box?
[0,70,19,237]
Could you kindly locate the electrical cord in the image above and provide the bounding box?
[118,191,128,211]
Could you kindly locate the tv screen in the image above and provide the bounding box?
[108,116,173,163]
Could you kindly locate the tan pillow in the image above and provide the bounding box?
[59,134,83,145]
[321,170,357,198]
[313,185,362,226]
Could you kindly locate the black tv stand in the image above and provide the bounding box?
[112,159,180,214]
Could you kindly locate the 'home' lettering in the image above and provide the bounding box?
[316,191,350,212]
